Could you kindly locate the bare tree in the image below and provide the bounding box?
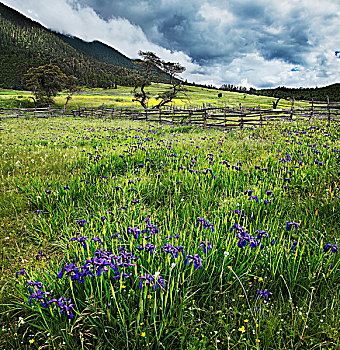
[132,51,186,109]
[272,97,281,109]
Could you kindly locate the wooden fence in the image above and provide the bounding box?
[1,99,339,129]
[70,100,340,129]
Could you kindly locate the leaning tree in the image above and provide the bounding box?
[132,51,186,109]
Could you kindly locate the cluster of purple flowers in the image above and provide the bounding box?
[161,244,185,258]
[230,224,270,249]
[323,244,339,254]
[196,217,214,232]
[139,273,167,290]
[23,279,76,319]
[57,247,138,285]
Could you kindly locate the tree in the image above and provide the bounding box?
[132,51,186,109]
[63,75,79,112]
[24,64,73,106]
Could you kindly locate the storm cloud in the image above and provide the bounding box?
[2,0,340,88]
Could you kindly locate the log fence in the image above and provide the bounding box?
[1,97,339,130]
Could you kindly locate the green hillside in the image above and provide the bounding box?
[56,33,135,70]
[253,83,340,102]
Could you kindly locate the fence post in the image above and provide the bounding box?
[101,105,105,119]
[327,95,330,126]
[202,109,207,128]
[159,109,162,123]
[311,98,314,120]
[289,98,295,121]
[258,104,263,127]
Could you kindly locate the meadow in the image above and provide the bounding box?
[0,83,299,111]
[0,104,339,349]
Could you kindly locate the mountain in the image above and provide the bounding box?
[56,33,135,70]
[56,34,173,82]
[0,2,170,90]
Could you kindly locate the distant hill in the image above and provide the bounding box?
[0,2,170,89]
[253,84,340,102]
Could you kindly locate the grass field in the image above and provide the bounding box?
[0,106,339,349]
[0,84,301,110]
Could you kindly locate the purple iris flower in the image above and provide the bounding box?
[257,289,272,300]
[285,221,300,231]
[128,227,141,239]
[197,217,214,231]
[16,268,28,277]
[323,244,339,253]
[139,273,167,290]
[85,257,113,277]
[230,224,246,234]
[145,244,156,254]
[76,219,89,228]
[58,262,83,282]
[161,244,185,259]
[27,280,43,289]
[185,254,202,269]
[28,287,51,307]
[49,297,76,319]
[256,230,268,240]
[198,241,213,255]
[289,241,298,253]
[91,236,104,245]
[113,272,133,282]
[248,195,259,203]
[70,235,89,249]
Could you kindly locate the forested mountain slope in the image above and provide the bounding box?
[0,2,170,89]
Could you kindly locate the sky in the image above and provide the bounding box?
[2,0,340,88]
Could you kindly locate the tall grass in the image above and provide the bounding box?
[0,117,339,349]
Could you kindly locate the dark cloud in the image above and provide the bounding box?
[80,0,319,68]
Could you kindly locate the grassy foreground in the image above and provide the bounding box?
[0,116,339,349]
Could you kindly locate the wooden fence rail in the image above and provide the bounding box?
[1,98,340,129]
